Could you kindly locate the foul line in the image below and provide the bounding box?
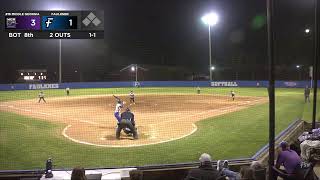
[62,123,197,148]
[151,98,266,125]
[0,104,101,126]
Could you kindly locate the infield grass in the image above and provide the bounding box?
[0,87,319,170]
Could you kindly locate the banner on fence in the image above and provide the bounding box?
[29,84,59,90]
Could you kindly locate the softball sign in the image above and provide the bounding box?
[210,81,238,87]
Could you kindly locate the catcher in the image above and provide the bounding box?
[116,108,138,140]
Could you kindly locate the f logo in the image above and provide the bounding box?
[45,17,54,28]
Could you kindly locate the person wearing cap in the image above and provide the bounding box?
[116,108,138,140]
[274,141,302,179]
[184,153,225,180]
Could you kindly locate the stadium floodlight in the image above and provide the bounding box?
[305,28,310,34]
[131,66,135,72]
[211,66,215,70]
[296,65,301,69]
[202,12,219,81]
[201,13,219,26]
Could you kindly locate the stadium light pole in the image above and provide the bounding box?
[267,0,276,178]
[120,64,147,83]
[202,12,218,81]
[312,0,320,129]
[296,65,302,80]
[131,65,138,82]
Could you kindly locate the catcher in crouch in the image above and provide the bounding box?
[116,108,138,140]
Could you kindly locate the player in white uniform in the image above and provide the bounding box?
[66,87,70,96]
[129,91,135,104]
[197,86,201,94]
[230,90,235,101]
[38,91,46,103]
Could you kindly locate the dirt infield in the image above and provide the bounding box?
[0,94,267,147]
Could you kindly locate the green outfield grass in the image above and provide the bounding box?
[0,87,319,170]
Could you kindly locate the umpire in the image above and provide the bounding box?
[116,108,138,140]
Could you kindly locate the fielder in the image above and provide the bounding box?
[66,87,70,96]
[230,90,235,101]
[38,91,46,103]
[116,108,138,140]
[197,86,201,94]
[129,91,135,104]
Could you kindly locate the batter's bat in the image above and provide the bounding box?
[113,95,122,102]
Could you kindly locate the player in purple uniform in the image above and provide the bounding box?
[114,100,123,123]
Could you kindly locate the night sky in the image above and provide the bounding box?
[0,0,316,82]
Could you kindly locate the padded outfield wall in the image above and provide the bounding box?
[0,80,315,91]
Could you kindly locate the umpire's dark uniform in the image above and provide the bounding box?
[116,108,138,139]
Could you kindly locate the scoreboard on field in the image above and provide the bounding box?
[4,11,104,39]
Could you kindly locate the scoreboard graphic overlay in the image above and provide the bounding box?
[4,11,104,39]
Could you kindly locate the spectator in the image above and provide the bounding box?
[250,161,263,170]
[274,141,302,179]
[240,166,254,180]
[184,153,225,180]
[250,161,266,180]
[71,167,87,180]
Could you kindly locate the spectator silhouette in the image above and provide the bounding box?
[240,166,254,180]
[71,167,87,180]
[184,153,225,180]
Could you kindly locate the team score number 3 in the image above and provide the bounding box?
[31,19,36,27]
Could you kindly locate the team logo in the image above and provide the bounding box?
[45,17,54,28]
[134,81,140,87]
[6,17,17,28]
